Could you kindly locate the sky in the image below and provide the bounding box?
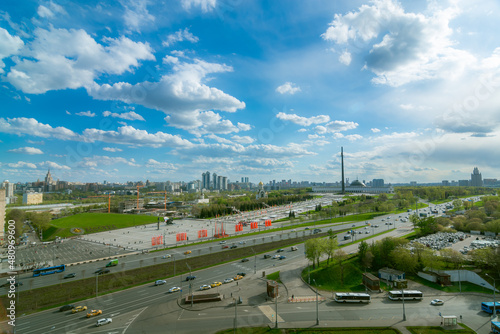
[1,0,500,185]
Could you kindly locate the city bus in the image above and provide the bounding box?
[481,301,500,314]
[388,290,423,301]
[334,292,371,303]
[33,264,65,277]
[492,321,500,334]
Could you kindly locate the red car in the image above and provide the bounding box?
[222,245,229,249]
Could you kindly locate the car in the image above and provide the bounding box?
[365,231,370,234]
[237,272,247,277]
[263,254,271,259]
[272,254,280,259]
[86,309,102,318]
[155,280,166,286]
[184,250,192,255]
[222,245,229,249]
[305,227,310,230]
[233,275,243,281]
[276,249,284,253]
[224,278,234,284]
[219,240,226,244]
[241,258,249,262]
[230,245,238,249]
[431,299,444,305]
[200,284,211,291]
[169,286,181,293]
[238,241,246,244]
[279,255,286,260]
[64,273,76,279]
[185,275,196,281]
[161,254,171,259]
[98,269,110,275]
[71,306,87,314]
[352,224,356,227]
[96,318,112,327]
[59,304,75,312]
[211,282,222,288]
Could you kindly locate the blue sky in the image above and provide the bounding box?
[1,0,500,185]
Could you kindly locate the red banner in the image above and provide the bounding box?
[198,230,208,238]
[151,235,163,246]
[176,233,187,241]
[250,222,258,229]
[235,223,243,232]
[265,220,272,227]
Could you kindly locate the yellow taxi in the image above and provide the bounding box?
[71,306,87,314]
[184,250,192,255]
[233,275,244,281]
[86,309,102,318]
[210,282,222,288]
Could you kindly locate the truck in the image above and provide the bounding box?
[105,259,118,267]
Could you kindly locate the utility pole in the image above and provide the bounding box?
[313,279,319,325]
[275,284,278,329]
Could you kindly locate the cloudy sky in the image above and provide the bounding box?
[1,0,500,185]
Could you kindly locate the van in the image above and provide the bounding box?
[291,246,298,251]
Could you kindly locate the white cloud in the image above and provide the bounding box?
[146,159,177,170]
[79,156,139,168]
[39,161,71,170]
[122,0,155,32]
[102,110,145,121]
[8,147,44,154]
[102,147,123,152]
[0,117,79,140]
[371,128,381,133]
[315,120,358,134]
[163,28,199,47]
[276,112,330,126]
[8,161,37,169]
[276,82,301,95]
[0,28,24,74]
[338,50,352,66]
[345,134,363,141]
[322,0,475,86]
[163,55,179,64]
[6,27,154,94]
[181,0,216,12]
[37,2,67,18]
[88,59,245,133]
[76,111,96,117]
[231,135,254,144]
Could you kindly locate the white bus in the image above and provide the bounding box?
[334,292,371,303]
[388,290,423,301]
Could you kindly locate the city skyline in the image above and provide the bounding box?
[2,1,500,184]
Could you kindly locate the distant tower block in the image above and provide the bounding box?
[341,147,345,194]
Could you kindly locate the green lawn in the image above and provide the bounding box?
[303,256,366,292]
[407,324,474,334]
[215,328,401,334]
[44,213,159,240]
[266,271,281,283]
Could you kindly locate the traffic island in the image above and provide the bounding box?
[184,293,223,304]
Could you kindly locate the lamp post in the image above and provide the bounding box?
[486,274,498,320]
[95,272,99,299]
[275,283,278,329]
[313,279,319,325]
[233,296,238,334]
[186,263,193,308]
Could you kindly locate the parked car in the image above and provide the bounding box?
[236,272,246,277]
[185,275,196,281]
[64,273,76,279]
[59,304,75,312]
[224,278,234,284]
[211,282,222,288]
[71,306,87,314]
[233,275,243,281]
[155,280,166,286]
[96,318,112,327]
[200,284,211,291]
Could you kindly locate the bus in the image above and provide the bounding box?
[481,302,500,314]
[334,293,371,303]
[33,264,65,277]
[492,321,500,334]
[388,290,423,301]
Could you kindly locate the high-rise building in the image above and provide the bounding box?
[458,180,469,187]
[470,167,483,187]
[0,188,5,245]
[213,173,218,190]
[202,171,211,190]
[372,179,384,187]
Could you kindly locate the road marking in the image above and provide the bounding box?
[110,312,121,317]
[257,305,284,323]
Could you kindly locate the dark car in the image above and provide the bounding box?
[64,273,76,279]
[230,245,238,249]
[276,249,284,253]
[185,275,196,281]
[263,254,271,259]
[241,258,249,262]
[236,272,246,277]
[95,269,110,275]
[59,304,75,312]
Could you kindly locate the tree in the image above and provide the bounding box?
[452,199,463,210]
[305,239,323,269]
[439,249,464,269]
[390,247,418,274]
[322,234,338,265]
[6,209,26,239]
[333,249,348,286]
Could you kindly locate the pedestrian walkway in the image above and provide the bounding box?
[288,296,326,303]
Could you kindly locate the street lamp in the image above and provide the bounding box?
[95,272,99,299]
[275,284,278,329]
[233,296,238,334]
[186,263,193,308]
[486,274,498,320]
[313,279,319,325]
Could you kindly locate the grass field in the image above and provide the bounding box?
[215,327,401,334]
[407,324,474,334]
[44,213,159,240]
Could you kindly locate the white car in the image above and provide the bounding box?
[96,318,112,327]
[219,240,226,244]
[155,280,166,286]
[224,278,234,284]
[162,254,171,259]
[431,299,444,305]
[169,286,181,293]
[200,284,211,290]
